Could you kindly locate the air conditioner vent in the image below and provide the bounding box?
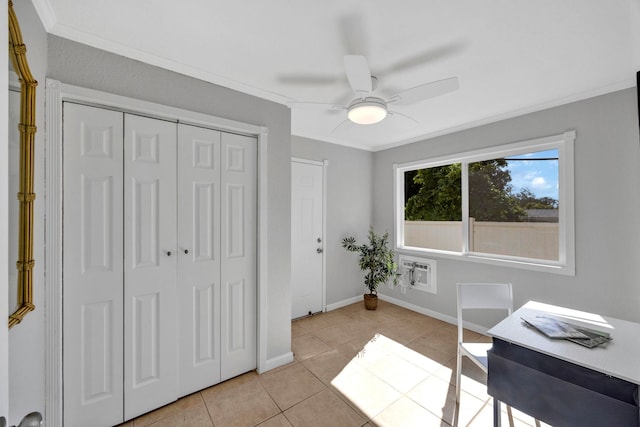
[398,255,437,294]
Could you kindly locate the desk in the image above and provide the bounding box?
[487,301,640,427]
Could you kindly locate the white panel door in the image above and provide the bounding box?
[220,133,257,381]
[177,124,222,396]
[123,114,178,420]
[63,103,124,427]
[291,161,324,319]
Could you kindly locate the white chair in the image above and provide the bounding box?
[456,283,523,427]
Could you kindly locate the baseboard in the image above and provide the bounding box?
[324,293,489,335]
[325,295,362,312]
[377,293,489,335]
[260,351,294,374]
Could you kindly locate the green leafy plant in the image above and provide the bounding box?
[342,227,399,296]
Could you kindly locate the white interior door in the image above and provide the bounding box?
[123,114,178,420]
[177,124,222,396]
[63,103,125,427]
[220,133,257,381]
[291,160,324,319]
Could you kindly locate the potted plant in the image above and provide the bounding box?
[342,227,399,310]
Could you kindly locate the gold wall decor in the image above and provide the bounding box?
[8,0,38,328]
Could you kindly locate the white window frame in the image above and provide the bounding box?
[394,131,575,276]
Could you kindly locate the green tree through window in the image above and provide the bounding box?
[405,164,462,221]
[405,160,536,222]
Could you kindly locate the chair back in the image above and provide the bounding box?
[456,283,513,343]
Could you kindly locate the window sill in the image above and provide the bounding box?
[396,246,575,276]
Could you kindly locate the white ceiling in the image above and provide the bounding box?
[33,0,640,151]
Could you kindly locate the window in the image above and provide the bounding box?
[395,131,575,275]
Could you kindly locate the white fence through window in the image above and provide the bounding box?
[404,220,559,261]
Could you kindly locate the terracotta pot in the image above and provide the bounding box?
[363,293,378,310]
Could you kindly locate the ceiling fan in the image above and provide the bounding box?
[290,54,459,127]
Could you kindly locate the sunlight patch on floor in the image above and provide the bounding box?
[329,333,490,426]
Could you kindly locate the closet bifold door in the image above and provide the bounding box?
[220,132,257,381]
[63,103,125,427]
[123,114,178,420]
[177,124,222,396]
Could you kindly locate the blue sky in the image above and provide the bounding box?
[505,149,559,201]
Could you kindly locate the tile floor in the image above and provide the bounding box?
[118,300,548,427]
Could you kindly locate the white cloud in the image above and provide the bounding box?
[531,176,551,189]
[532,176,545,186]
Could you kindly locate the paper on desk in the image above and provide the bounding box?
[521,314,612,348]
[521,315,591,339]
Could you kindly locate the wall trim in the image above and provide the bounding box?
[326,293,489,335]
[256,127,269,374]
[44,79,63,427]
[52,82,265,135]
[263,352,295,372]
[291,157,324,166]
[44,79,269,426]
[321,160,328,312]
[378,293,489,335]
[325,296,362,312]
[30,0,57,32]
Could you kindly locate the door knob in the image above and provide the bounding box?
[317,237,322,243]
[16,412,43,427]
[316,248,323,253]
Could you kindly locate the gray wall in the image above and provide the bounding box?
[374,88,640,325]
[291,136,374,306]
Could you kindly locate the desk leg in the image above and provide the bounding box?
[493,398,502,427]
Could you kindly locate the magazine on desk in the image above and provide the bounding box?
[521,315,612,348]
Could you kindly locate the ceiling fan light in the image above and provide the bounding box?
[347,98,388,125]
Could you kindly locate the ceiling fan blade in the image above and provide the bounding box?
[387,110,419,129]
[389,77,459,105]
[288,101,345,111]
[329,118,352,135]
[277,74,342,86]
[339,13,370,57]
[344,55,372,95]
[381,42,466,76]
